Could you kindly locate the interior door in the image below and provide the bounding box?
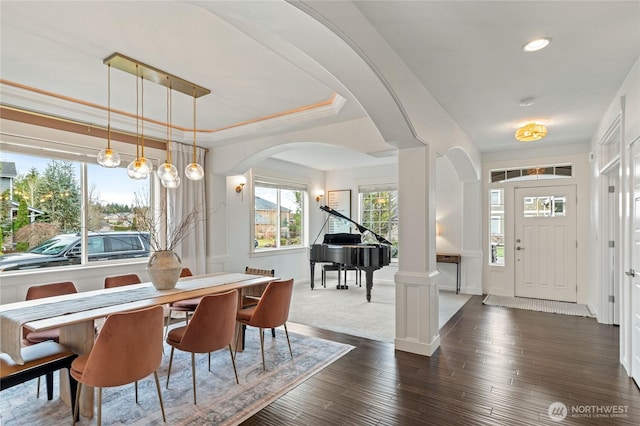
[630,141,640,387]
[515,185,577,302]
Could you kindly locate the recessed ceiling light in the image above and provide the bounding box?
[522,37,552,52]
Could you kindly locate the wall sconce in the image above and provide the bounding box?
[436,222,442,236]
[315,190,324,203]
[235,176,247,200]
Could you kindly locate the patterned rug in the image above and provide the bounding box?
[482,294,594,317]
[0,328,353,425]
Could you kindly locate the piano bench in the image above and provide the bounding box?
[321,264,361,288]
[1,341,78,419]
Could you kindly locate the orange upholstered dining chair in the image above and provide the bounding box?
[103,273,141,288]
[71,305,166,425]
[235,279,294,370]
[165,267,200,337]
[242,267,276,342]
[165,290,239,404]
[24,281,78,344]
[23,281,78,398]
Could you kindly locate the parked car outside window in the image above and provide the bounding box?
[0,231,150,272]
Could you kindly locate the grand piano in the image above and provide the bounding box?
[310,205,391,302]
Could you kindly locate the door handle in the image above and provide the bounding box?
[516,246,524,251]
[626,269,636,277]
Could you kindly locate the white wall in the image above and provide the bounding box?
[436,156,463,291]
[482,150,591,303]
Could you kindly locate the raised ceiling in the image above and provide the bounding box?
[1,1,639,170]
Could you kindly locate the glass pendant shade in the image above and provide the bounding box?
[162,176,181,189]
[127,157,152,180]
[157,162,179,182]
[185,162,204,180]
[97,148,121,168]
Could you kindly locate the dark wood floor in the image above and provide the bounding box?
[242,295,640,425]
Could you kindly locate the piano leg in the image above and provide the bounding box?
[310,261,316,289]
[361,267,378,302]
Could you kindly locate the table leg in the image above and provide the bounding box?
[59,321,95,418]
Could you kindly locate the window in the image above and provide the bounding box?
[359,187,398,259]
[253,178,305,250]
[523,195,566,218]
[490,164,572,183]
[0,150,151,271]
[489,189,504,266]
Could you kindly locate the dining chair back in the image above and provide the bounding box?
[24,282,78,344]
[71,305,166,425]
[165,290,239,404]
[104,273,141,288]
[236,279,294,370]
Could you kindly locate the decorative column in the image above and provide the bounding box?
[395,145,440,356]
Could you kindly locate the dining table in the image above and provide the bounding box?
[0,271,277,418]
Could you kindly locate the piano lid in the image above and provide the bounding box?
[319,205,392,245]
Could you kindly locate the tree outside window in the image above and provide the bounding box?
[359,190,398,259]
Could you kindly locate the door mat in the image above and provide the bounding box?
[482,294,594,317]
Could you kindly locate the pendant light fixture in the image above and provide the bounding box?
[103,53,210,182]
[158,80,180,188]
[97,64,121,167]
[185,87,204,181]
[127,67,152,179]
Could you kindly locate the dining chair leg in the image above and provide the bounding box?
[284,323,293,360]
[166,347,175,388]
[97,387,103,426]
[73,382,82,426]
[259,327,265,370]
[271,328,276,338]
[135,380,138,403]
[233,324,242,359]
[227,344,239,384]
[191,352,197,404]
[153,371,167,422]
[36,376,41,398]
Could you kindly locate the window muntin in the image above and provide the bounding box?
[359,189,398,259]
[254,179,305,250]
[489,188,504,266]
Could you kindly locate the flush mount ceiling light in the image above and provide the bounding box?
[522,37,552,52]
[515,122,548,142]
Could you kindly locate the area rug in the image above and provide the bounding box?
[0,329,353,425]
[482,294,594,317]
[289,281,471,343]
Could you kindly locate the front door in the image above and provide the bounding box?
[515,185,577,302]
[630,140,640,387]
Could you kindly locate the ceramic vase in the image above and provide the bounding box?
[147,250,182,290]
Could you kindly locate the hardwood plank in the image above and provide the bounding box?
[242,296,640,425]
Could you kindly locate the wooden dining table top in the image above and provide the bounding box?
[0,272,276,364]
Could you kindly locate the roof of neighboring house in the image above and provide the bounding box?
[1,162,17,178]
[10,200,44,215]
[255,196,292,213]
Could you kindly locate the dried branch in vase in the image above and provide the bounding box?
[132,193,204,252]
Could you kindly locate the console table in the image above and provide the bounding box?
[436,254,461,294]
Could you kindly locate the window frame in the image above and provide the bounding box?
[358,184,398,261]
[0,145,156,273]
[252,176,307,252]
